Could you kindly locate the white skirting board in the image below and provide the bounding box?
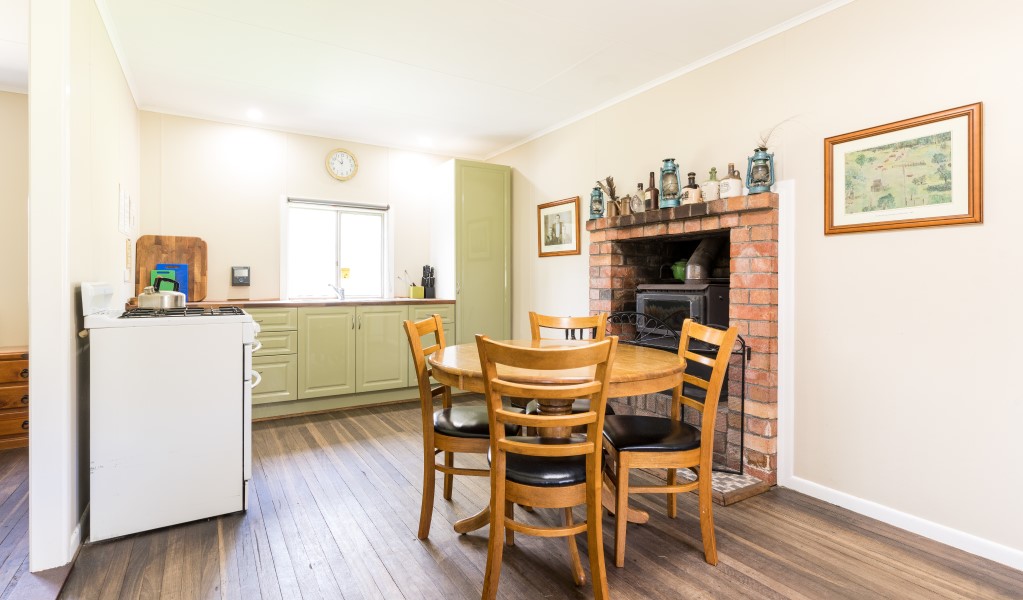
[781,477,1023,571]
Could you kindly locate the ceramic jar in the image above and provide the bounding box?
[700,167,720,202]
[680,172,702,205]
[719,162,744,199]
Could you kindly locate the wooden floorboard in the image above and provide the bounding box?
[58,400,1023,600]
[0,449,28,599]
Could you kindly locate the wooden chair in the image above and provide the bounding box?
[404,315,494,540]
[527,312,613,418]
[476,334,618,600]
[529,311,607,341]
[601,319,738,567]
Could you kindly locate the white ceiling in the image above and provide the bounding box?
[2,0,849,158]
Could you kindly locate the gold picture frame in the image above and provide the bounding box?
[824,103,982,235]
[537,196,581,257]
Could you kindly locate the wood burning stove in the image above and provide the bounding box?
[636,283,729,343]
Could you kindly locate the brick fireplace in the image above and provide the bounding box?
[586,193,779,485]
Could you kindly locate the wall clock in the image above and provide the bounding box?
[325,148,358,181]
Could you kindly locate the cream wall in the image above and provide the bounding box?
[493,0,1023,565]
[28,0,139,570]
[0,92,28,346]
[140,112,450,301]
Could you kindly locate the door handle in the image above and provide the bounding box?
[250,370,262,388]
[358,315,362,329]
[20,395,28,405]
[19,369,28,379]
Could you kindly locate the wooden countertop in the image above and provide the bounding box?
[187,298,455,308]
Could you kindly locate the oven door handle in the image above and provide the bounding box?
[250,370,262,389]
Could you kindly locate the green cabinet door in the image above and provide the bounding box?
[356,305,409,393]
[455,160,511,344]
[298,307,356,399]
[252,354,297,404]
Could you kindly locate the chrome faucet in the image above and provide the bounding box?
[328,284,346,300]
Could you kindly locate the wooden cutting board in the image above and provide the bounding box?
[135,235,208,301]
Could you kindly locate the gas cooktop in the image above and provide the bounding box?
[121,306,246,318]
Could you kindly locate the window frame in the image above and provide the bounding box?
[281,197,391,300]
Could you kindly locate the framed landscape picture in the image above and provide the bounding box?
[537,196,580,257]
[824,103,982,235]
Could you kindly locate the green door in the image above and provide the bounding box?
[356,305,408,393]
[298,307,356,399]
[455,160,511,344]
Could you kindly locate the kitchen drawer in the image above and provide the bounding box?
[0,360,29,385]
[410,304,454,324]
[254,331,297,356]
[0,385,29,410]
[0,410,28,437]
[252,354,297,405]
[247,308,297,331]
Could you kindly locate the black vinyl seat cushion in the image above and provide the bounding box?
[489,435,589,487]
[434,405,523,439]
[602,415,701,452]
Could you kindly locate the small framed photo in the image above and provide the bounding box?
[537,196,581,257]
[824,103,982,235]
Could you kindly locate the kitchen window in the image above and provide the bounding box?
[285,199,389,299]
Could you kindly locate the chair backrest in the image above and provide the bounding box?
[403,315,451,423]
[674,320,739,456]
[476,335,617,464]
[528,312,608,341]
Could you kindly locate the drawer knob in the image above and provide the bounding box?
[20,395,28,404]
[19,369,28,379]
[21,420,28,430]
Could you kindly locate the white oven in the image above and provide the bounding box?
[83,284,259,542]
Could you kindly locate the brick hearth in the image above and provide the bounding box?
[586,193,779,484]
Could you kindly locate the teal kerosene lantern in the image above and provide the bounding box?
[746,147,775,194]
[659,158,682,208]
[589,186,604,219]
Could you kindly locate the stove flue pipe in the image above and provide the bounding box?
[684,237,724,282]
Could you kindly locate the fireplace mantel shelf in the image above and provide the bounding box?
[587,192,778,234]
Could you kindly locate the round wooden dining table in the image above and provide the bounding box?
[428,339,684,400]
[428,339,684,532]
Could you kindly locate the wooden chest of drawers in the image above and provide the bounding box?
[0,347,28,449]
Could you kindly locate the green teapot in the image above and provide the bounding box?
[671,260,687,281]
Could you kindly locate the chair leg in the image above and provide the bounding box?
[482,484,506,600]
[666,468,677,519]
[563,508,585,586]
[587,479,609,600]
[505,501,515,546]
[696,466,718,565]
[443,451,454,500]
[613,453,630,568]
[418,445,436,540]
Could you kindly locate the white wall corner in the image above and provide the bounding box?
[776,179,796,485]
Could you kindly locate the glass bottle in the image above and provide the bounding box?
[719,162,744,199]
[681,172,702,205]
[645,171,659,210]
[630,183,645,214]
